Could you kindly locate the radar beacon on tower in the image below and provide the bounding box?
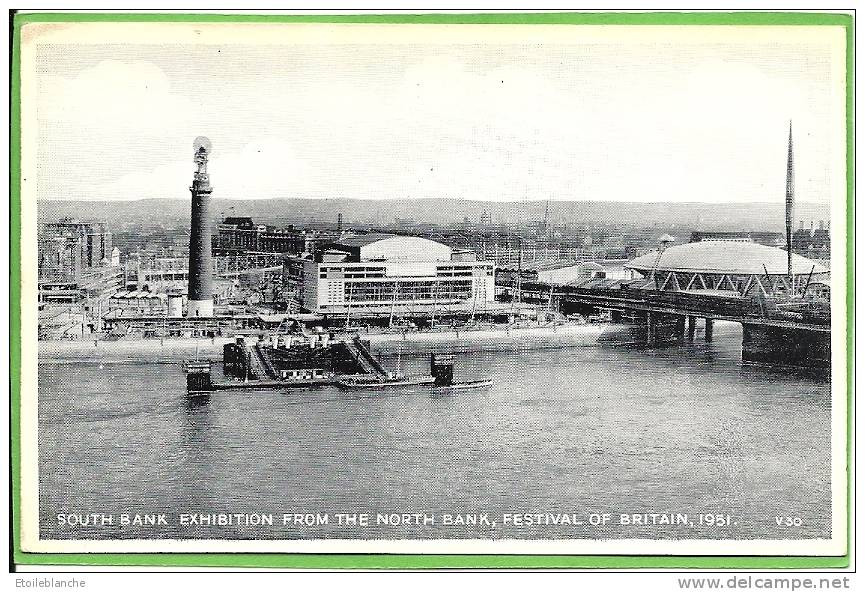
[187,136,215,319]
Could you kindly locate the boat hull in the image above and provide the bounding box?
[335,376,436,389]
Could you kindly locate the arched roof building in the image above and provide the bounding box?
[329,233,453,263]
[537,261,608,286]
[286,233,495,316]
[625,241,829,297]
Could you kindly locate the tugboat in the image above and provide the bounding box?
[427,353,492,390]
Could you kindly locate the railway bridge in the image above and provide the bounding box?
[514,241,832,368]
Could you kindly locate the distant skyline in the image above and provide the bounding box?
[36,196,832,232]
[24,23,846,205]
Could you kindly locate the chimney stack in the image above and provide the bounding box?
[187,136,214,318]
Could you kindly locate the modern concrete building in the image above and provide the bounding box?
[284,233,495,317]
[38,265,124,305]
[125,254,189,291]
[537,261,631,285]
[38,218,114,282]
[37,218,123,318]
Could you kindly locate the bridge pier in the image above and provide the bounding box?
[646,311,657,346]
[643,311,683,347]
[550,283,829,366]
[742,323,830,368]
[675,315,686,342]
[686,316,696,341]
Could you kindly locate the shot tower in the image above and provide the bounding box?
[187,136,214,318]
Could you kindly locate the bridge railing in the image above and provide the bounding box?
[519,281,830,327]
[521,281,749,318]
[511,280,831,329]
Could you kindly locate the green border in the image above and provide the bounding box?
[10,10,854,570]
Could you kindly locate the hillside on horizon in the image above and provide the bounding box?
[37,197,832,233]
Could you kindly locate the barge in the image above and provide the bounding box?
[183,334,490,395]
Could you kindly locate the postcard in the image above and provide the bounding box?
[13,13,851,563]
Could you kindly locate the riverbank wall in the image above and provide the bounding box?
[39,323,623,362]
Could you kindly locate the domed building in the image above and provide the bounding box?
[285,233,495,316]
[625,241,829,297]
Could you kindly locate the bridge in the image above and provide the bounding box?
[518,279,829,330]
[513,277,830,368]
[508,273,830,368]
[506,240,833,368]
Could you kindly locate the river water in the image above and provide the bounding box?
[38,323,831,541]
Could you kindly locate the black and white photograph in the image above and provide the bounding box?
[17,16,849,557]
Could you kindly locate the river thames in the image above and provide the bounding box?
[38,323,831,540]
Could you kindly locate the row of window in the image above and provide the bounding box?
[320,268,493,279]
[320,266,387,273]
[437,265,483,271]
[319,266,388,279]
[341,280,474,302]
[436,271,475,277]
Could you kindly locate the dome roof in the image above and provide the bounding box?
[626,241,829,275]
[332,233,397,248]
[332,233,453,262]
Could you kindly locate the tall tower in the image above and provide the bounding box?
[187,136,214,318]
[785,122,795,291]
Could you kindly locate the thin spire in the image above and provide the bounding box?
[785,121,795,293]
[542,198,550,236]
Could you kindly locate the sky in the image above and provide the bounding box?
[25,23,846,204]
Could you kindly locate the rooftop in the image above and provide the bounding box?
[325,233,454,263]
[626,241,829,276]
[332,233,397,248]
[222,216,255,226]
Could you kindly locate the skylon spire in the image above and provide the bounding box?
[785,121,795,293]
